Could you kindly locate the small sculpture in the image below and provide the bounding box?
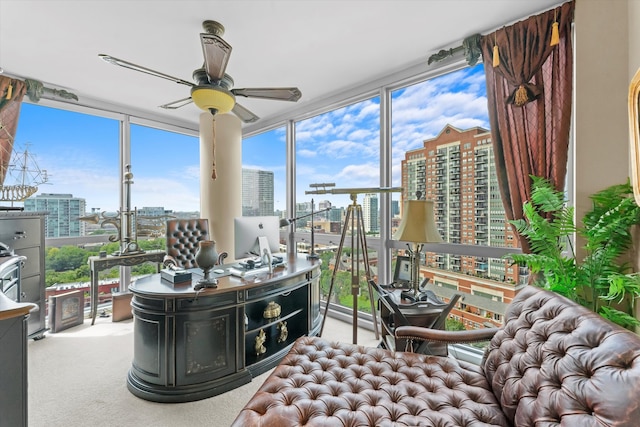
[255,329,266,356]
[195,240,222,287]
[277,321,288,344]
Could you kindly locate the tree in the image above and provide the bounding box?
[47,245,89,272]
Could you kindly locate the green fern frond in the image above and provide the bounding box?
[506,176,640,330]
[599,306,640,328]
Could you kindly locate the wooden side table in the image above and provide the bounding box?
[88,250,165,325]
[377,286,450,352]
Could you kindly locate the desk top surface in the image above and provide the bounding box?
[129,253,320,297]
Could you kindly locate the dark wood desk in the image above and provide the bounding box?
[126,254,321,403]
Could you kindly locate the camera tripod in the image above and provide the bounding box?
[319,193,380,344]
[306,184,401,344]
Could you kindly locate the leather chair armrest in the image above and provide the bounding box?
[395,325,499,345]
[163,254,178,269]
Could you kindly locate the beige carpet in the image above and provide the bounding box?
[27,315,378,427]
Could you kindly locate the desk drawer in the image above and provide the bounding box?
[14,246,40,278]
[0,218,41,250]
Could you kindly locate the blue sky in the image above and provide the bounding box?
[11,64,488,213]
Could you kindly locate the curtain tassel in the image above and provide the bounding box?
[5,84,12,99]
[514,85,529,106]
[492,31,500,67]
[550,9,559,46]
[550,22,559,46]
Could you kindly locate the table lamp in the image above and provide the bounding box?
[393,198,443,301]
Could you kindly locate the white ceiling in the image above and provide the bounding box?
[0,0,562,134]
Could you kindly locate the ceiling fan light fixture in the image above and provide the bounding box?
[191,86,235,115]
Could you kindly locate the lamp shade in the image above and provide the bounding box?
[393,200,443,243]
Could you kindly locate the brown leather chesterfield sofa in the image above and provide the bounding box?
[231,285,640,426]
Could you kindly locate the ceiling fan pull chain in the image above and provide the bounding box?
[211,116,217,180]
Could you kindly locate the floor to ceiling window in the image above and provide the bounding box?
[130,123,200,226]
[390,64,522,331]
[241,126,286,217]
[13,103,119,217]
[294,97,381,313]
[13,55,525,335]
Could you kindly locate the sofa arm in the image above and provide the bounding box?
[395,325,499,345]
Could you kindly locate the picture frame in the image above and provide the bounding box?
[629,67,640,206]
[394,255,412,286]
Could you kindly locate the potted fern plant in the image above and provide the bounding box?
[508,176,640,329]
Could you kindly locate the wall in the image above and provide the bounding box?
[631,0,640,77]
[573,0,630,251]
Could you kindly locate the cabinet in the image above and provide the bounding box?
[127,255,321,403]
[0,289,36,427]
[0,212,47,339]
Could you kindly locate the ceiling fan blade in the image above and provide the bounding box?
[200,33,232,82]
[98,54,194,87]
[232,103,260,123]
[159,96,193,110]
[231,87,302,102]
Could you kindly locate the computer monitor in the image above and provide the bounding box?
[234,216,282,260]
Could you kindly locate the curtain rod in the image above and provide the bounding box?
[427,34,481,67]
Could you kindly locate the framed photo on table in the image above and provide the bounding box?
[394,256,412,288]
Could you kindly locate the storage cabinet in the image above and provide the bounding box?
[127,255,321,403]
[0,289,36,427]
[0,212,47,339]
[243,272,319,376]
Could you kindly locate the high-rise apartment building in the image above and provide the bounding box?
[242,168,274,216]
[400,125,527,329]
[24,193,86,237]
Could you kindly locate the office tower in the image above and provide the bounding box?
[24,193,87,237]
[391,200,399,217]
[362,193,379,233]
[242,168,274,216]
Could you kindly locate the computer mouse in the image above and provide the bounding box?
[213,269,225,274]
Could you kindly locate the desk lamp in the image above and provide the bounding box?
[393,198,443,301]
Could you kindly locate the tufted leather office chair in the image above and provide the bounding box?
[163,218,227,269]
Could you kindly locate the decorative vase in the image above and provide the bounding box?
[195,240,219,286]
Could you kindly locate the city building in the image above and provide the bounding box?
[24,193,87,237]
[242,168,274,216]
[362,193,379,233]
[400,125,524,329]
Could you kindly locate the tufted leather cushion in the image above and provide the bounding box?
[165,219,209,269]
[483,285,640,426]
[232,286,640,427]
[231,337,509,426]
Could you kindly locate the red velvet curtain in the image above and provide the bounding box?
[480,1,574,252]
[0,76,27,185]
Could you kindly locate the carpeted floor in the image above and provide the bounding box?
[27,314,378,427]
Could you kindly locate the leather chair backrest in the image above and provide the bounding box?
[483,285,640,426]
[165,219,209,269]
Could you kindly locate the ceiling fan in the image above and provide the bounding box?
[98,20,301,123]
